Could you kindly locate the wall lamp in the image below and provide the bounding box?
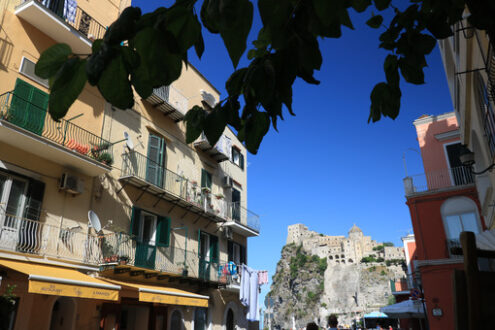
[459,145,495,174]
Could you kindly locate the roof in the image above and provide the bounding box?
[349,224,362,234]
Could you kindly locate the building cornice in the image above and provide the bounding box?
[413,111,456,126]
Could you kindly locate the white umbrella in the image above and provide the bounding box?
[380,299,425,318]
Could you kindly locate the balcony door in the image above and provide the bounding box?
[0,172,28,250]
[135,211,157,269]
[10,79,48,136]
[146,133,165,188]
[445,142,473,186]
[231,188,241,222]
[198,231,218,281]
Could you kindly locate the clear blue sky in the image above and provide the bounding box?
[133,0,452,310]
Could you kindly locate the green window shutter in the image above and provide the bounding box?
[198,229,202,257]
[239,153,245,170]
[201,169,212,189]
[156,216,171,247]
[228,241,233,262]
[130,207,141,237]
[240,245,246,264]
[209,235,219,263]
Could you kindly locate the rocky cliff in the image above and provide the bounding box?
[267,243,406,329]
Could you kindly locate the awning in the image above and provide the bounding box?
[0,259,120,301]
[380,299,426,318]
[106,279,209,307]
[364,311,388,318]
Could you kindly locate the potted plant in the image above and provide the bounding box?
[214,193,224,200]
[119,256,129,265]
[202,187,211,194]
[97,152,114,165]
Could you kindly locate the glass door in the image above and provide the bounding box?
[231,188,241,222]
[135,212,157,269]
[0,173,28,250]
[198,232,210,281]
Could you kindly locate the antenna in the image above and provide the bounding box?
[88,210,102,232]
[124,131,134,150]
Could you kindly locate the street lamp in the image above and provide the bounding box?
[459,145,495,174]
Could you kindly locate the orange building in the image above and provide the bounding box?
[403,112,486,330]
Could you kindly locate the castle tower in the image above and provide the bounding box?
[348,224,363,240]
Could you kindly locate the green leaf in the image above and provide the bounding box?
[415,33,437,54]
[244,111,270,154]
[373,0,391,11]
[35,43,72,79]
[204,105,228,146]
[384,55,399,86]
[351,0,371,13]
[200,0,220,34]
[399,57,425,84]
[104,6,141,45]
[369,82,401,123]
[195,32,205,59]
[226,68,248,96]
[49,58,87,120]
[165,7,202,53]
[218,0,253,68]
[366,15,383,28]
[184,106,207,143]
[97,52,134,109]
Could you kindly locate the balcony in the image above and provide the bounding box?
[0,91,113,176]
[146,85,189,122]
[0,212,101,265]
[224,202,260,237]
[403,166,474,196]
[120,151,260,233]
[15,0,106,54]
[100,232,239,284]
[390,274,418,294]
[194,133,231,163]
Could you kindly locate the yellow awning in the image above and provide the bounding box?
[106,279,209,307]
[0,259,120,301]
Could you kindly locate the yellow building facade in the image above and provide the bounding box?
[0,1,259,329]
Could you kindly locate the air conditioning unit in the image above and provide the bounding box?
[223,227,233,240]
[223,175,233,188]
[59,173,85,195]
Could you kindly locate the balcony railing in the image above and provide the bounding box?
[120,151,260,233]
[101,232,238,283]
[404,166,474,195]
[147,85,189,121]
[21,0,106,40]
[0,212,101,264]
[0,91,113,166]
[391,274,418,293]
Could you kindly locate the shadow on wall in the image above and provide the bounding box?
[0,27,13,71]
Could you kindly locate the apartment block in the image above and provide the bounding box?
[0,1,260,329]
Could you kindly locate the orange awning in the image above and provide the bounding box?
[105,279,208,307]
[0,259,120,301]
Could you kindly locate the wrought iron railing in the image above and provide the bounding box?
[22,0,106,40]
[101,232,234,283]
[228,202,260,233]
[0,212,101,264]
[0,91,113,165]
[152,85,189,116]
[405,166,474,195]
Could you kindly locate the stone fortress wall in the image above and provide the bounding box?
[287,223,405,265]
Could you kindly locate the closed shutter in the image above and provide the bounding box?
[130,207,141,238]
[240,245,246,264]
[156,216,171,247]
[197,229,202,257]
[228,241,234,262]
[11,79,48,135]
[209,235,219,263]
[23,178,45,221]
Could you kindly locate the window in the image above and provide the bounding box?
[19,57,49,88]
[228,241,246,265]
[194,308,207,330]
[130,207,170,247]
[441,197,481,243]
[474,71,495,156]
[170,309,183,330]
[231,147,244,170]
[231,188,241,221]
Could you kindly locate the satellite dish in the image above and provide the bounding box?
[124,131,134,150]
[88,210,102,232]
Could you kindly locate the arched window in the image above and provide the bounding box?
[226,308,234,330]
[441,197,481,243]
[170,309,183,330]
[194,308,207,330]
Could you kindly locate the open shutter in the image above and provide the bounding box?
[156,216,171,247]
[23,178,45,221]
[201,169,212,189]
[130,207,141,238]
[228,241,234,262]
[198,229,202,257]
[209,235,219,263]
[239,153,244,170]
[240,245,246,265]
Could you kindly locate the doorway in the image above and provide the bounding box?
[49,297,76,330]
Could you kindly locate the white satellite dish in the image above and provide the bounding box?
[124,131,134,150]
[88,210,102,232]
